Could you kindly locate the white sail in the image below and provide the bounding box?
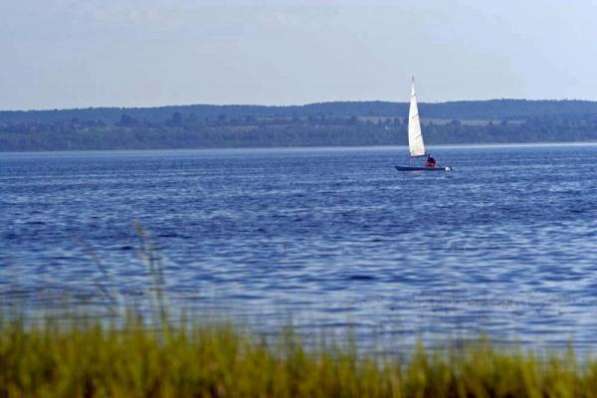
[408,77,426,157]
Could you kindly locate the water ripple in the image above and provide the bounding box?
[1,145,596,351]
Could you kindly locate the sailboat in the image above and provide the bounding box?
[395,77,452,172]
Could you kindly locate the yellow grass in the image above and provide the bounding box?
[2,315,597,398]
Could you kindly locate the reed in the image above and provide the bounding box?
[2,314,597,398]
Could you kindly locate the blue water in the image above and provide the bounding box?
[1,145,596,350]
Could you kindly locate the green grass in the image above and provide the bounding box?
[2,315,597,398]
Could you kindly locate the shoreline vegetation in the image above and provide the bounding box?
[2,314,597,397]
[2,99,597,151]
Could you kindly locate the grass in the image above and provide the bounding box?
[2,315,597,398]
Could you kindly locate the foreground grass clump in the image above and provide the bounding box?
[2,318,597,397]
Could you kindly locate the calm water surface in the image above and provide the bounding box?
[1,145,596,350]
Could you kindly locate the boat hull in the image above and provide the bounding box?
[395,165,452,172]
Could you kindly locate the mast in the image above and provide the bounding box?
[408,76,426,157]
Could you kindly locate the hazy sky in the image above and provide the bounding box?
[1,0,596,110]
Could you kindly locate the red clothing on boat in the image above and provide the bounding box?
[425,156,436,168]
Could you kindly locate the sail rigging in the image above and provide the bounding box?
[408,77,426,157]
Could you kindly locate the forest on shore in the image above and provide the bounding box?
[1,99,597,151]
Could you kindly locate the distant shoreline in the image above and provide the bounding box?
[2,99,597,152]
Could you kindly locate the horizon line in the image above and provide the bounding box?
[2,97,597,113]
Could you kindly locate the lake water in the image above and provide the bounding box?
[1,144,596,351]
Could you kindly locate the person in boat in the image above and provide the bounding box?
[425,154,437,168]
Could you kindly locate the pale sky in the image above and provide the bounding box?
[1,0,596,110]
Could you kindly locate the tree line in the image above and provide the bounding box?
[1,100,597,151]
